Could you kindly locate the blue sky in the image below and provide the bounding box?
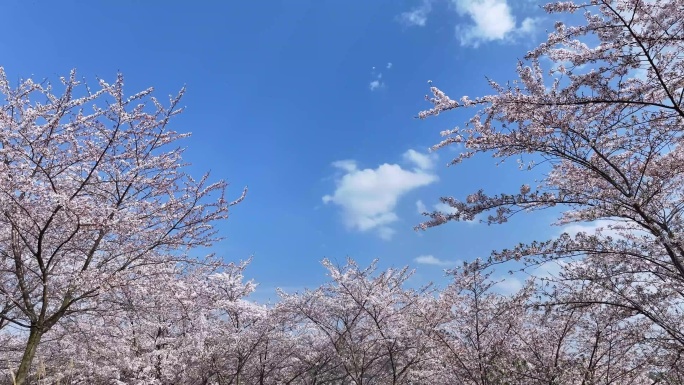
[2,0,584,300]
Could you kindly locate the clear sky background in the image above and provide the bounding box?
[1,0,591,300]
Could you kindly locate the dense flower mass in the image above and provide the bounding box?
[4,257,679,384]
[2,0,684,383]
[0,69,246,385]
[415,0,684,382]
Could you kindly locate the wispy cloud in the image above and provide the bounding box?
[323,150,438,240]
[414,254,457,266]
[398,0,432,27]
[416,200,479,224]
[558,219,648,240]
[369,64,392,91]
[433,202,457,215]
[416,200,427,214]
[492,276,523,294]
[331,159,357,173]
[518,16,538,34]
[403,149,436,170]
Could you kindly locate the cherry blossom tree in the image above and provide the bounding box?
[8,1,684,381]
[4,253,676,384]
[0,68,246,385]
[416,0,684,372]
[421,265,668,384]
[278,259,439,385]
[40,263,216,384]
[506,292,661,384]
[39,258,274,385]
[198,259,287,385]
[426,268,530,384]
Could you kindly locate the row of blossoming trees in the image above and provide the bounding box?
[5,256,678,384]
[1,0,683,383]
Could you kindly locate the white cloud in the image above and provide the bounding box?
[451,0,537,47]
[399,0,537,46]
[331,159,357,173]
[415,254,456,266]
[369,80,383,91]
[631,67,648,81]
[434,202,458,215]
[559,219,633,239]
[386,62,393,69]
[416,200,427,214]
[369,66,387,91]
[403,149,436,170]
[323,151,438,240]
[492,261,566,295]
[530,260,564,281]
[378,227,396,240]
[399,0,432,27]
[453,0,514,40]
[433,201,478,224]
[492,276,523,294]
[415,199,480,223]
[519,17,538,34]
[417,199,476,224]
